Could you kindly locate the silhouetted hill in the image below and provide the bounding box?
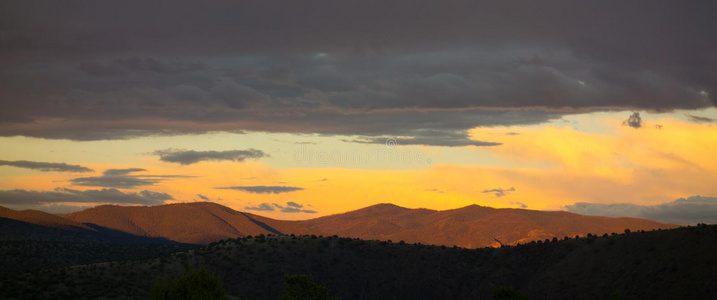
[2,225,715,299]
[60,202,676,247]
[62,202,280,244]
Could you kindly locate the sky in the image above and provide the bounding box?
[1,1,716,224]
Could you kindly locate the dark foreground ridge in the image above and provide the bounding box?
[1,224,715,299]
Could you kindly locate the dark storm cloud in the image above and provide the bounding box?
[0,160,93,172]
[0,1,714,142]
[565,196,717,225]
[482,187,515,198]
[622,112,643,129]
[0,188,172,206]
[153,149,267,165]
[70,168,191,188]
[215,186,304,194]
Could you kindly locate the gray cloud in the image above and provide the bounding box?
[686,114,715,123]
[197,194,209,201]
[245,203,275,212]
[622,112,643,129]
[0,188,172,206]
[71,176,160,189]
[272,202,317,214]
[216,186,304,194]
[565,196,717,225]
[482,187,515,198]
[70,168,190,188]
[103,168,147,176]
[286,201,303,208]
[0,160,93,173]
[350,131,501,147]
[510,201,528,209]
[154,149,267,165]
[0,1,714,143]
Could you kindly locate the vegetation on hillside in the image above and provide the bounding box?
[151,265,226,300]
[0,225,716,299]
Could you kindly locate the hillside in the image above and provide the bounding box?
[1,225,715,299]
[63,202,676,247]
[62,202,280,244]
[0,206,91,231]
[286,204,675,248]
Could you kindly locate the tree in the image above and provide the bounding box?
[492,286,528,300]
[278,274,338,300]
[150,265,226,300]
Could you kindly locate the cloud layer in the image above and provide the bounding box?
[565,196,717,225]
[0,1,714,145]
[245,202,316,214]
[216,186,304,194]
[70,168,190,188]
[154,149,267,165]
[482,187,515,198]
[0,188,173,206]
[0,160,93,172]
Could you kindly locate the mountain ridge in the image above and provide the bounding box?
[2,202,677,247]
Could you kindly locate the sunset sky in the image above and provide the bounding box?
[1,1,715,224]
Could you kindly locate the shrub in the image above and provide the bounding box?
[492,286,528,300]
[150,265,226,300]
[278,274,338,300]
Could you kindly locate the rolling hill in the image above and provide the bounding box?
[57,202,676,247]
[2,225,716,299]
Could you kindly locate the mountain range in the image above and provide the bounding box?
[2,202,676,247]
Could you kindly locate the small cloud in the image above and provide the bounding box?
[197,194,209,201]
[482,187,515,198]
[505,132,520,136]
[215,185,304,194]
[153,149,267,165]
[103,168,146,176]
[654,124,664,130]
[245,202,316,213]
[273,202,317,214]
[0,160,93,173]
[314,178,328,182]
[509,201,528,209]
[286,201,303,208]
[686,114,715,123]
[245,203,275,212]
[622,112,643,129]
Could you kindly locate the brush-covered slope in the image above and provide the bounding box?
[287,203,676,248]
[0,205,179,244]
[63,202,278,244]
[62,202,675,247]
[0,206,90,231]
[3,225,715,299]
